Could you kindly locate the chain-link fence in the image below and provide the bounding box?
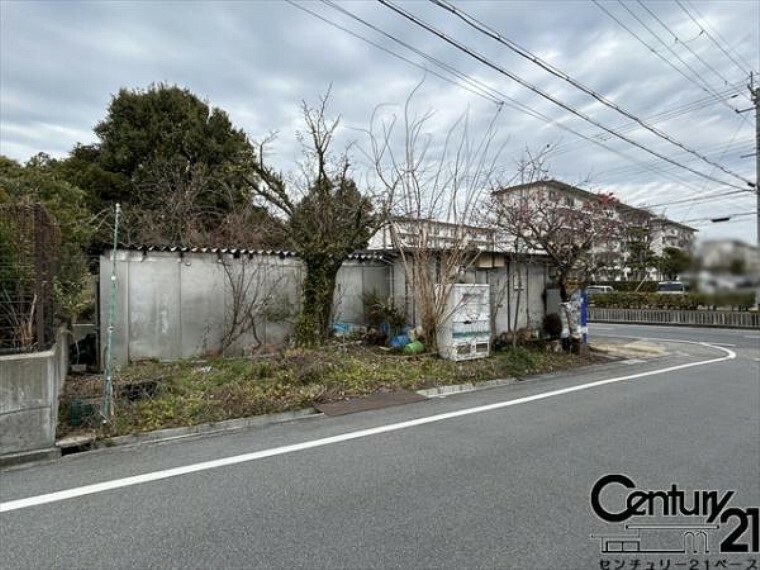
[0,203,61,354]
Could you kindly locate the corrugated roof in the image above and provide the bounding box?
[108,245,392,262]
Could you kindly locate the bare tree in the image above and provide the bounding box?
[486,146,551,346]
[120,160,277,249]
[220,255,292,355]
[367,84,507,350]
[249,91,384,346]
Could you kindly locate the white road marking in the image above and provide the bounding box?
[591,326,616,330]
[744,335,760,340]
[0,343,736,514]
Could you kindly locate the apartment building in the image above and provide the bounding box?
[492,179,697,281]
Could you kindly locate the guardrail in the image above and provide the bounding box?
[588,308,760,329]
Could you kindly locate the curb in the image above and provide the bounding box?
[97,407,323,449]
[416,377,517,397]
[0,447,61,469]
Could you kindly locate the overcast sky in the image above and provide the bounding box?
[1,0,758,244]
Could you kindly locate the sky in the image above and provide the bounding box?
[1,0,758,245]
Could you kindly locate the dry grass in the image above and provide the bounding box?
[59,344,595,439]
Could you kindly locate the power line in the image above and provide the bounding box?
[635,0,733,88]
[551,83,745,157]
[596,138,753,179]
[302,0,727,196]
[380,0,754,191]
[284,0,502,105]
[592,0,747,118]
[642,189,752,209]
[632,116,749,224]
[428,0,754,187]
[678,0,754,76]
[681,211,754,223]
[296,0,752,207]
[615,0,742,106]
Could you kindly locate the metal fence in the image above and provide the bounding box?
[589,307,760,329]
[0,204,61,353]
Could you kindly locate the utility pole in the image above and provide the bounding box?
[741,73,760,308]
[752,75,759,308]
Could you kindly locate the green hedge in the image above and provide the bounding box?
[590,291,755,310]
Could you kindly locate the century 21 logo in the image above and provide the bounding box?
[591,474,759,553]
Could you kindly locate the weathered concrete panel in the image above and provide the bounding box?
[263,261,302,346]
[334,262,386,326]
[0,354,51,413]
[489,267,510,336]
[100,249,546,362]
[526,263,548,328]
[180,254,225,358]
[0,408,54,453]
[128,253,180,360]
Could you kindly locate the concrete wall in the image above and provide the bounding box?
[100,251,391,365]
[0,328,68,456]
[333,260,391,325]
[386,256,549,337]
[489,260,550,335]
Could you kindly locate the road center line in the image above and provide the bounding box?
[0,342,736,514]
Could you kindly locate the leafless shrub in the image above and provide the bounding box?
[366,82,507,349]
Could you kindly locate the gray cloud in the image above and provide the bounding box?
[1,0,757,242]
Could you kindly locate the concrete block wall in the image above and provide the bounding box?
[0,328,68,457]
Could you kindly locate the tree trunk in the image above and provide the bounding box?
[512,262,522,348]
[296,256,341,346]
[558,272,570,302]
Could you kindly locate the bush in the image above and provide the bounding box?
[590,291,755,310]
[362,290,407,341]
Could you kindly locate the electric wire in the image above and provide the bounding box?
[592,0,748,119]
[550,83,745,158]
[676,118,753,224]
[293,0,755,219]
[299,0,730,197]
[678,0,755,76]
[680,211,754,223]
[429,0,754,186]
[379,0,753,191]
[284,0,502,105]
[635,0,733,87]
[616,0,743,108]
[642,189,751,209]
[597,138,753,179]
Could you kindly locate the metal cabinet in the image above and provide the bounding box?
[437,284,490,361]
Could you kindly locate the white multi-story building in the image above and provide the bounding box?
[649,218,697,256]
[492,179,697,281]
[367,217,498,253]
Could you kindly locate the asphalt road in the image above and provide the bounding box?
[1,325,758,569]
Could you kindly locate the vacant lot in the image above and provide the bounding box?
[60,345,595,438]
